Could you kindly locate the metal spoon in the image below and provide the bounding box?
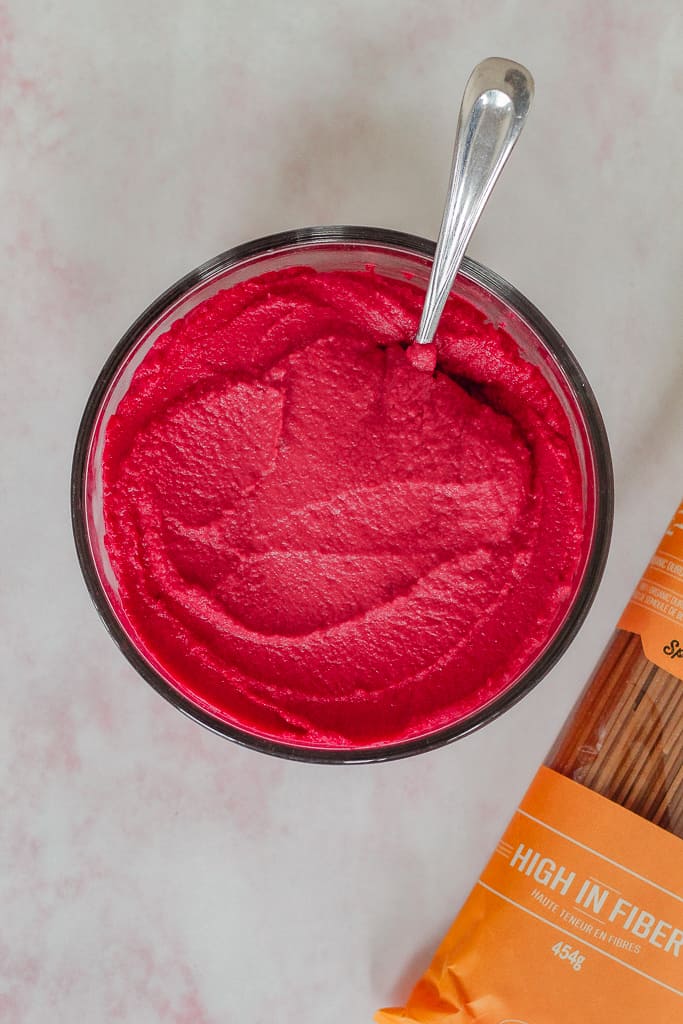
[414,57,534,350]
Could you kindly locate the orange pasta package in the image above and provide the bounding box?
[376,500,683,1024]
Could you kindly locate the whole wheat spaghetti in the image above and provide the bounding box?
[377,499,683,1024]
[550,630,683,838]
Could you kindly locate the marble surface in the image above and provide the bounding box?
[2,1,682,1020]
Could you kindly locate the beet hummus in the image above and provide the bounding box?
[102,266,584,748]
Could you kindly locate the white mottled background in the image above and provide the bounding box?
[1,1,682,1021]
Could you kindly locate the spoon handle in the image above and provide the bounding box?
[415,57,534,346]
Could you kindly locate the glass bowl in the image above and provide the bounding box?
[71,226,613,762]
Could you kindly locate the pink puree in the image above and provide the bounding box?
[103,267,584,748]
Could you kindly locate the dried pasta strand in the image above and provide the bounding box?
[621,672,683,816]
[548,630,683,840]
[611,667,679,808]
[550,632,641,781]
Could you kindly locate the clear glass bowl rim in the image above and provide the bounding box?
[71,225,614,764]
